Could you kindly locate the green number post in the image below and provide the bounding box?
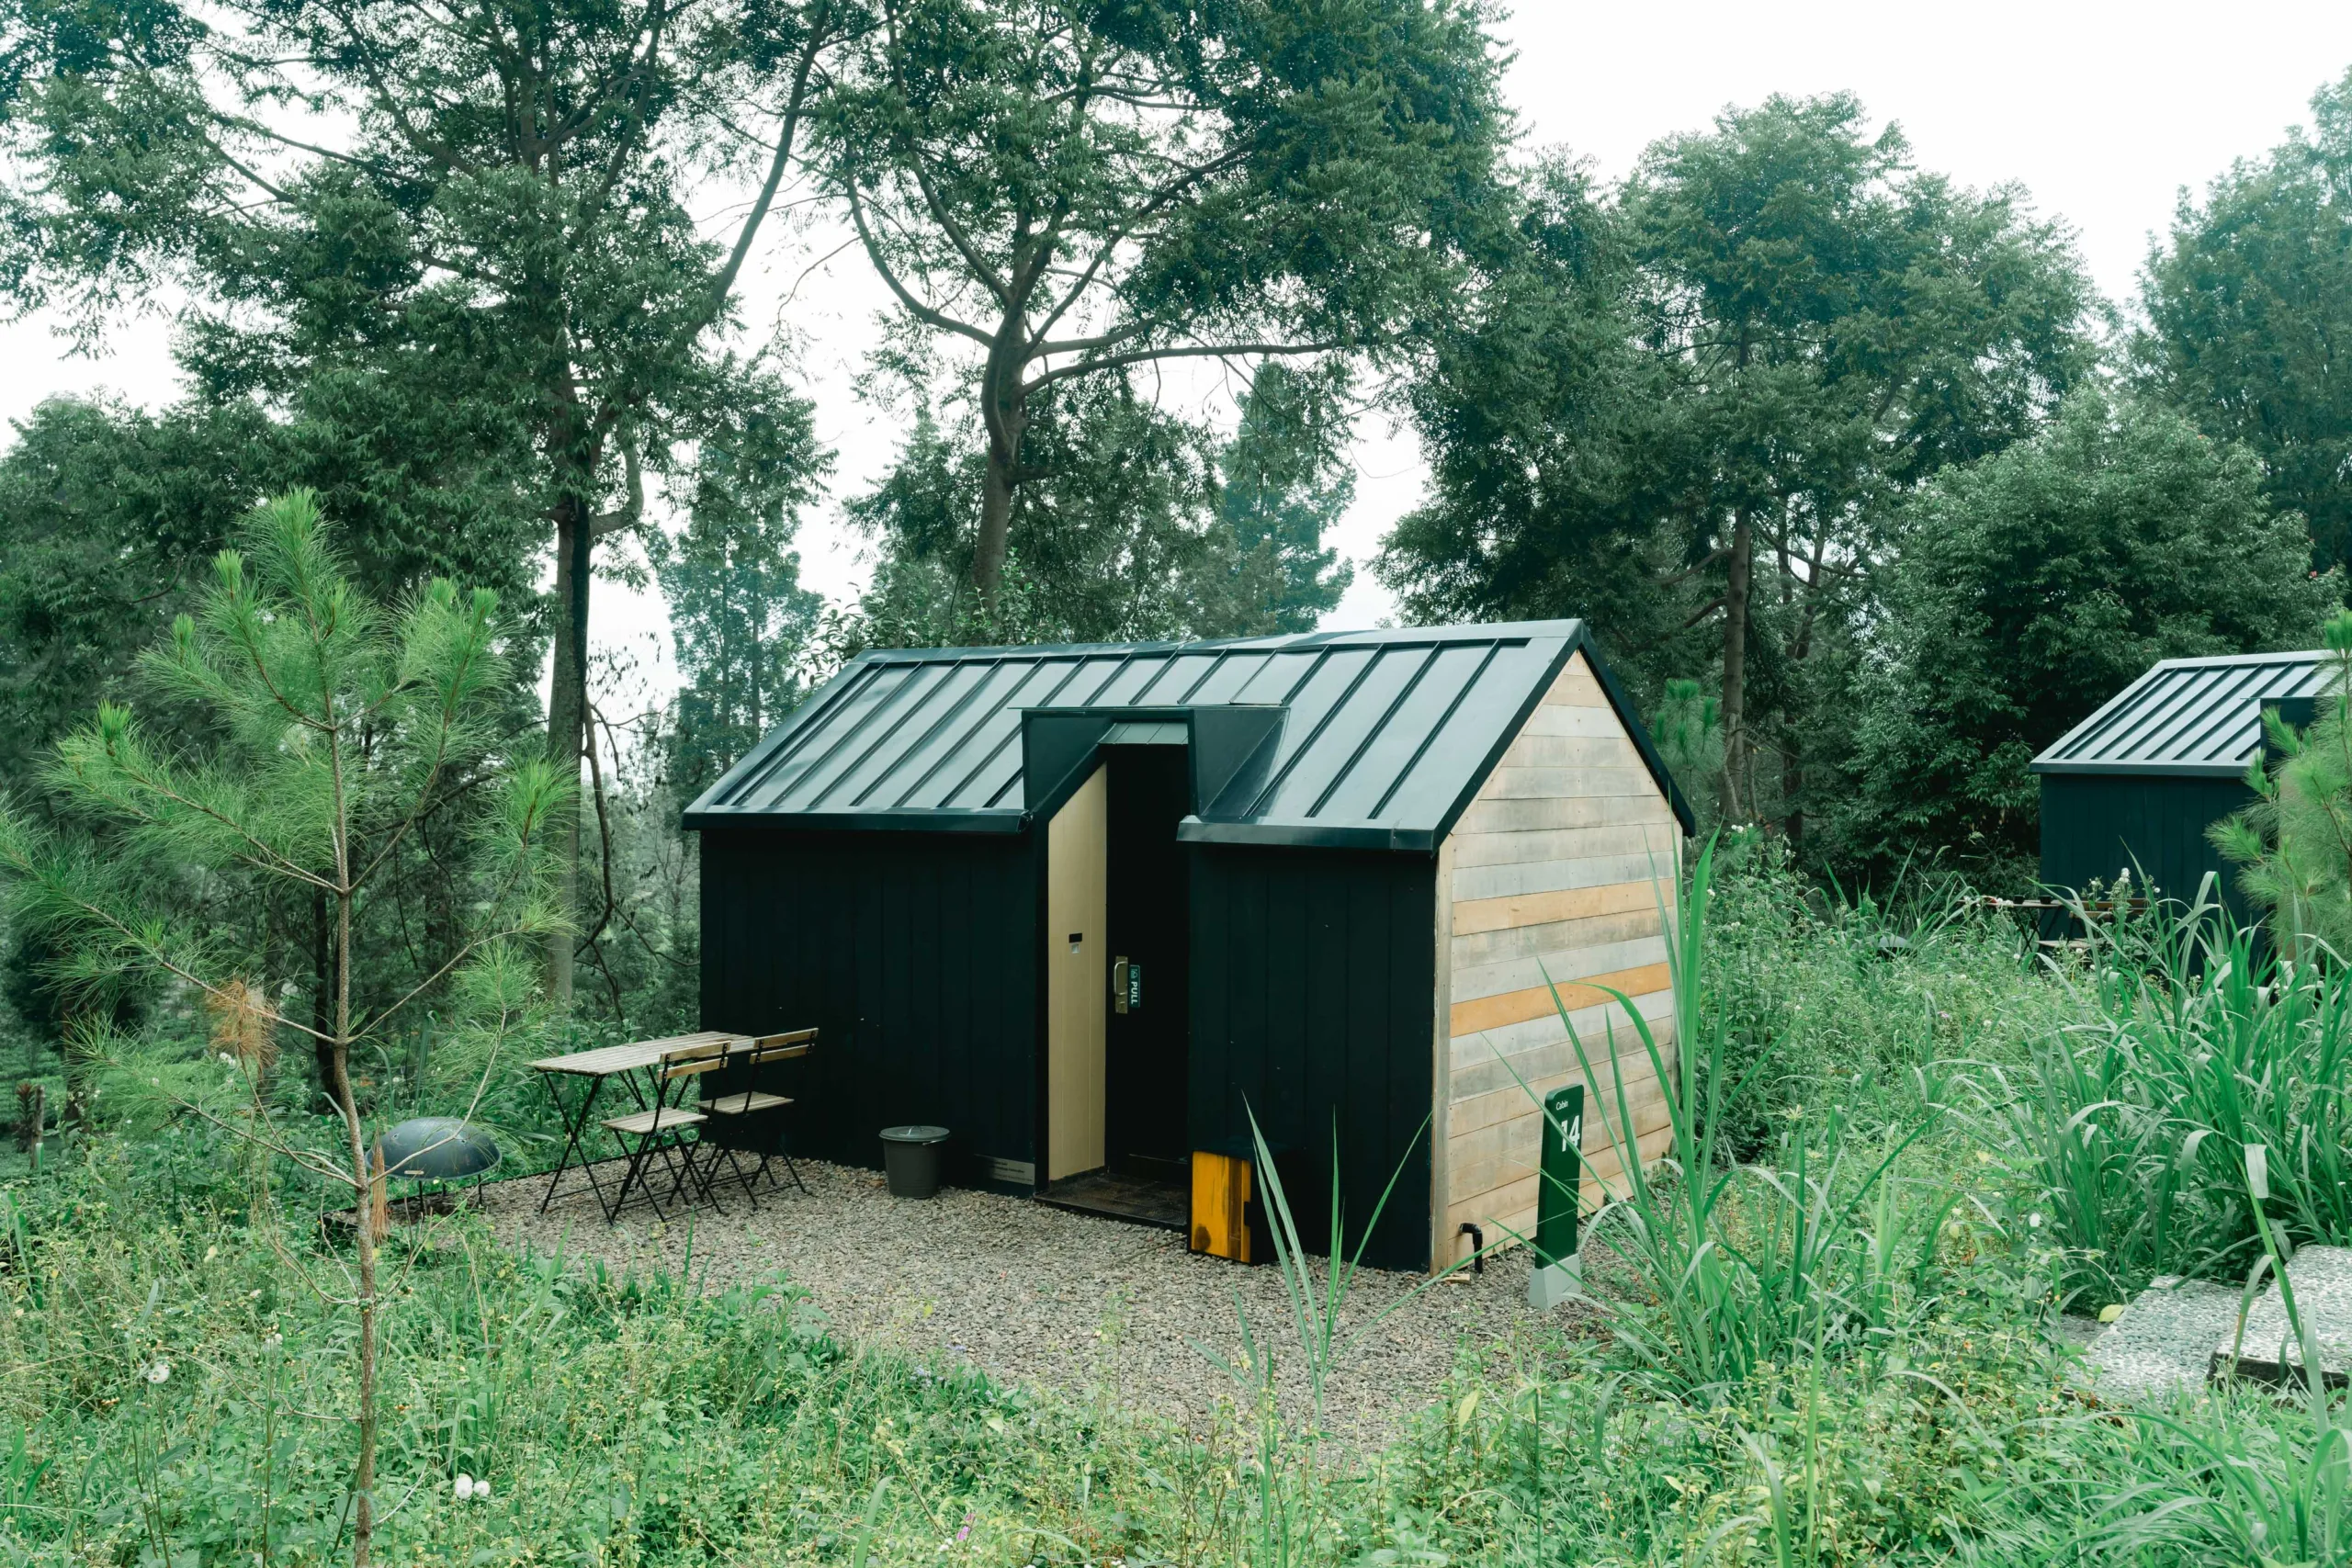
[1529,1083,1583,1306]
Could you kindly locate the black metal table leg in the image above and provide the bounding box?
[537,1071,607,1213]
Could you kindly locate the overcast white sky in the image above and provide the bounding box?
[9,0,2352,703]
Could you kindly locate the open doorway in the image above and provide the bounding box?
[1043,741,1192,1228]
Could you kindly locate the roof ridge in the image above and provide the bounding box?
[2146,649,2324,670]
[852,617,1588,664]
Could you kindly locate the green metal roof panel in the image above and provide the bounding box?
[684,621,1696,843]
[2030,650,2328,777]
[1102,721,1189,745]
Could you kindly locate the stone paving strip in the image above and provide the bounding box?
[2218,1244,2352,1386]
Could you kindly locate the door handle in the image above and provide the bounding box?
[1112,957,1129,1014]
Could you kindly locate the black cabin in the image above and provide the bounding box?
[2031,649,2324,918]
[684,621,1692,1272]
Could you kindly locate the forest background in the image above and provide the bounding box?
[5,0,2352,1066]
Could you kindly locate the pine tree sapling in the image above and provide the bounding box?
[2215,611,2352,960]
[0,491,568,1568]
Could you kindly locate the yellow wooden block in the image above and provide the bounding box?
[1191,1149,1252,1263]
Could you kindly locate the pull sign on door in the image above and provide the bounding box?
[1111,958,1145,1015]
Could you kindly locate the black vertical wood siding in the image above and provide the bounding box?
[2039,775,2256,919]
[698,828,1039,1176]
[1188,845,1436,1272]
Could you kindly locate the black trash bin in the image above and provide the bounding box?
[879,1125,950,1198]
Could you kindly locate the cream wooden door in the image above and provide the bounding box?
[1046,765,1108,1179]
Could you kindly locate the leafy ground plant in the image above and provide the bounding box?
[0,1144,1283,1568]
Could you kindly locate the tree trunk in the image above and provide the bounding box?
[971,326,1030,607]
[325,804,377,1567]
[975,444,1016,607]
[545,498,592,1005]
[1782,740,1803,851]
[330,1022,379,1568]
[311,887,337,1100]
[1719,506,1754,823]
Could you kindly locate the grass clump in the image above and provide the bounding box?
[1987,895,2352,1307]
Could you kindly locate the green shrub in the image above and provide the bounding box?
[1705,835,2066,1160]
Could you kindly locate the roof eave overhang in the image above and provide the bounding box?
[682,807,1029,833]
[1177,819,1438,852]
[1419,623,1698,843]
[680,620,1699,844]
[2030,761,2254,779]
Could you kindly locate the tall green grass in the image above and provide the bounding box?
[19,843,2352,1567]
[1993,885,2352,1302]
[1545,837,1950,1402]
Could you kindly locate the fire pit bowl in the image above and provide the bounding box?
[379,1117,501,1183]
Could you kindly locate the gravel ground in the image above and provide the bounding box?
[478,1158,1564,1446]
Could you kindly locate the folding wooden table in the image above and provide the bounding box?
[530,1031,753,1216]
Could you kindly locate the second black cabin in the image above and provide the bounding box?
[2031,649,2324,917]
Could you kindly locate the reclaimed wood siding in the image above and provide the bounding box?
[1436,650,1680,1261]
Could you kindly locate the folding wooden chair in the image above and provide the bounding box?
[698,1029,815,1204]
[600,1038,729,1220]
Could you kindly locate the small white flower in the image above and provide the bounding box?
[219,1052,235,1066]
[471,1477,492,1502]
[144,1359,171,1383]
[263,1332,282,1348]
[454,1472,474,1502]
[2028,1212,2044,1230]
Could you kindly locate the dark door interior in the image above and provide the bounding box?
[1104,743,1192,1182]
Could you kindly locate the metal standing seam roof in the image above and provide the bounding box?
[2030,650,2330,778]
[683,620,1694,850]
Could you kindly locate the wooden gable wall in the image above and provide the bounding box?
[1430,649,1681,1268]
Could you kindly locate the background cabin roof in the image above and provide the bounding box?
[2030,649,2329,778]
[683,620,1694,849]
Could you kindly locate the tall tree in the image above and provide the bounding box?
[843,375,1243,647]
[0,398,266,785]
[1628,95,2093,829]
[2137,65,2352,574]
[1215,363,1355,633]
[1386,99,2095,832]
[0,491,565,1568]
[1834,388,2337,879]
[838,358,1363,650]
[659,381,830,799]
[817,0,1507,604]
[1380,158,1685,668]
[0,0,848,1001]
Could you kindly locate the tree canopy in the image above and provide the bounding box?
[2138,66,2352,573]
[12,10,2352,986]
[1832,388,2337,878]
[1384,94,2097,836]
[817,0,1507,603]
[0,0,847,997]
